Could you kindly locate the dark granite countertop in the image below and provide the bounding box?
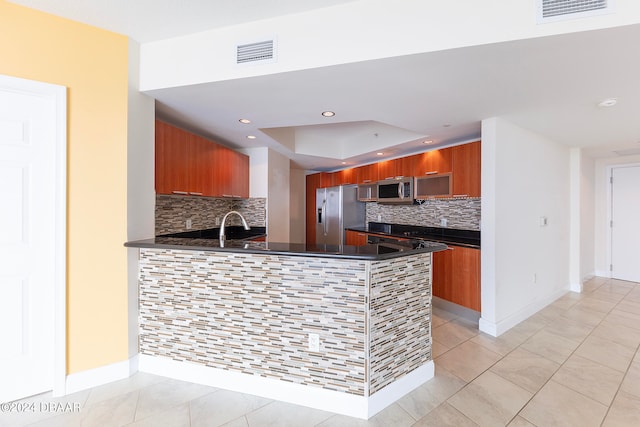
[347,222,481,249]
[125,233,447,260]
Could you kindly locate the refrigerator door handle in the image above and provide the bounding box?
[322,201,328,236]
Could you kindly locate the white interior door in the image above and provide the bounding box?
[611,165,640,283]
[0,76,65,402]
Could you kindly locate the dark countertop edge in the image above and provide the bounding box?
[124,239,447,261]
[346,227,481,249]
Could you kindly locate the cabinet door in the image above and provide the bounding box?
[378,158,402,180]
[345,230,367,246]
[189,134,215,196]
[414,148,452,176]
[155,120,190,195]
[450,247,481,311]
[356,164,378,184]
[432,248,453,302]
[451,141,481,197]
[227,149,249,198]
[335,168,356,185]
[432,246,481,311]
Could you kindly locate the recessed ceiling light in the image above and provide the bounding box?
[376,152,384,156]
[239,118,251,124]
[321,111,335,117]
[247,135,256,139]
[598,98,618,108]
[341,161,347,165]
[423,140,434,144]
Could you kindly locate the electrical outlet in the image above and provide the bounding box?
[440,218,448,227]
[377,214,382,222]
[215,217,220,226]
[308,333,320,352]
[186,219,192,229]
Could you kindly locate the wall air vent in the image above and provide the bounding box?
[236,39,276,65]
[537,0,614,24]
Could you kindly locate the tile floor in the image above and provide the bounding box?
[2,277,639,427]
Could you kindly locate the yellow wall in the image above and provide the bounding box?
[0,1,129,374]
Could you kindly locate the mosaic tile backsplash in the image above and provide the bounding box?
[155,195,266,235]
[138,249,432,397]
[366,198,481,231]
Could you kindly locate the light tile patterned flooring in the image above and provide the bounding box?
[2,277,640,427]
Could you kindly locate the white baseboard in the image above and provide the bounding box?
[595,270,611,279]
[63,355,139,396]
[479,286,569,337]
[569,281,582,292]
[138,355,433,420]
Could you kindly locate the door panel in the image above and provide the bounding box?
[1,80,58,402]
[611,166,640,282]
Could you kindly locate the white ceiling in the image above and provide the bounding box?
[9,1,640,170]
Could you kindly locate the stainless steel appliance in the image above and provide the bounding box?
[377,177,414,204]
[316,185,366,245]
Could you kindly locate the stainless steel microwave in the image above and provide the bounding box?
[377,177,414,204]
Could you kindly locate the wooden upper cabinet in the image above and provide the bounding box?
[414,147,453,176]
[155,120,191,195]
[451,141,481,197]
[319,172,333,188]
[189,134,216,196]
[355,164,378,184]
[228,149,249,198]
[377,158,402,180]
[155,120,249,197]
[334,168,356,186]
[400,154,418,178]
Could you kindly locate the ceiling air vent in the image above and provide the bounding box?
[537,0,614,24]
[236,39,276,65]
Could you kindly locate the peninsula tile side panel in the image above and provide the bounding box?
[368,252,432,395]
[138,249,368,395]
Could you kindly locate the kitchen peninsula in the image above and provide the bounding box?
[125,236,446,419]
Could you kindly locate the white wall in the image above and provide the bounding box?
[140,0,640,90]
[267,150,291,243]
[480,118,571,336]
[126,40,156,358]
[594,154,640,276]
[289,168,306,244]
[242,147,292,242]
[244,147,269,198]
[580,153,596,282]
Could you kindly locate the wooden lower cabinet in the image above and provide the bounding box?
[345,230,368,246]
[432,246,481,311]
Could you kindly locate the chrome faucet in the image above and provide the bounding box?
[219,210,251,243]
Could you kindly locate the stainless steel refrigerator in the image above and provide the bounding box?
[316,185,366,246]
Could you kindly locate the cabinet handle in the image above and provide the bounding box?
[222,194,233,198]
[446,247,455,251]
[232,195,241,198]
[357,233,365,236]
[362,179,372,183]
[452,194,469,198]
[172,191,188,195]
[425,171,438,175]
[189,192,203,196]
